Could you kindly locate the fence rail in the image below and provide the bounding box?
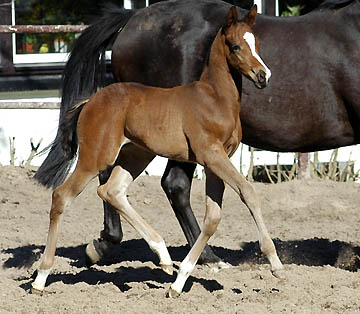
[0,25,88,33]
[0,101,60,109]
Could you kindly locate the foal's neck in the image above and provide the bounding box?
[200,30,239,102]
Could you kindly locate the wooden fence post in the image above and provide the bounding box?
[247,146,254,182]
[298,152,311,179]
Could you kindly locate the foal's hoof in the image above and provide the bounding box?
[30,287,55,296]
[271,268,286,280]
[160,264,173,276]
[166,287,181,298]
[30,286,44,295]
[85,240,102,267]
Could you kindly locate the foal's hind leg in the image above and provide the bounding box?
[203,145,283,277]
[32,167,95,293]
[86,143,155,266]
[84,168,124,267]
[97,165,173,275]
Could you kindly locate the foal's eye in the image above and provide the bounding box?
[231,45,241,52]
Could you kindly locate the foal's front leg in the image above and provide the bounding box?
[167,169,225,297]
[204,146,284,277]
[161,160,222,265]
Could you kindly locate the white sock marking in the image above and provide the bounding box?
[149,240,172,266]
[171,256,195,293]
[32,268,51,291]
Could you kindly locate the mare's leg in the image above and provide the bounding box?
[203,145,283,276]
[32,166,96,293]
[167,169,224,297]
[85,143,155,266]
[97,164,173,274]
[161,160,221,264]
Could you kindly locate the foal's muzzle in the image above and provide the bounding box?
[255,70,268,89]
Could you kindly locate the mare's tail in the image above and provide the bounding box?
[34,6,135,189]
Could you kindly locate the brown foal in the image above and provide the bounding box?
[32,6,283,297]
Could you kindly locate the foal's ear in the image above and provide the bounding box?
[243,4,257,27]
[226,6,238,27]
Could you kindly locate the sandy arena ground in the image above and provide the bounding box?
[1,165,360,313]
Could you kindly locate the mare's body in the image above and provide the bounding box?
[111,0,360,152]
[34,0,360,264]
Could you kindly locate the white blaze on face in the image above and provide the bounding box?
[243,32,271,82]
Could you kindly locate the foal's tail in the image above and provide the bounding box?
[34,5,135,189]
[37,100,88,188]
[60,100,87,162]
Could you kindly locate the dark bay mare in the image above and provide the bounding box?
[32,7,283,297]
[34,0,360,266]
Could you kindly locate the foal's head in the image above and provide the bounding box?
[223,5,271,89]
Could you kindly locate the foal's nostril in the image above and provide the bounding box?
[257,70,266,83]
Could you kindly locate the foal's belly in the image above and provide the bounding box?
[127,131,192,162]
[124,107,192,162]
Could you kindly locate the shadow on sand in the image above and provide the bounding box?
[2,237,359,293]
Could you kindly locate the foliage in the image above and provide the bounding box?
[14,0,104,53]
[281,4,305,16]
[24,34,37,44]
[15,0,103,25]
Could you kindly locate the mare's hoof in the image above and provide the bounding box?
[85,240,102,267]
[208,261,231,273]
[85,238,117,267]
[166,287,181,298]
[161,264,173,276]
[198,249,221,265]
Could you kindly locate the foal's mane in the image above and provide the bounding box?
[202,26,224,68]
[317,0,359,10]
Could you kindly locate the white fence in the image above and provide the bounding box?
[1,99,360,178]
